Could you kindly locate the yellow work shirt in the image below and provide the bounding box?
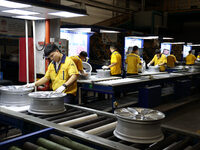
[70,56,83,71]
[186,54,196,65]
[45,55,79,96]
[125,53,141,74]
[151,54,167,71]
[167,54,177,68]
[110,51,122,75]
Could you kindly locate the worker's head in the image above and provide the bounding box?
[44,44,62,62]
[110,44,117,53]
[155,49,161,57]
[132,46,139,54]
[189,50,192,54]
[79,51,88,61]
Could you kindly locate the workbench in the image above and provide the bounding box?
[78,71,200,110]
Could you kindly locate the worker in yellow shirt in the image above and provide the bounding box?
[197,52,200,61]
[102,44,122,76]
[147,49,167,71]
[70,51,88,77]
[186,50,196,65]
[167,51,178,68]
[125,46,141,75]
[26,44,79,104]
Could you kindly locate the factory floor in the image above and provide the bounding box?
[162,95,200,135]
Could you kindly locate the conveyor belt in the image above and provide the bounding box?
[4,104,199,150]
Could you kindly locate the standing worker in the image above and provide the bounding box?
[167,50,178,68]
[147,49,167,71]
[102,44,122,76]
[125,46,141,75]
[70,51,88,77]
[186,50,196,65]
[26,44,79,104]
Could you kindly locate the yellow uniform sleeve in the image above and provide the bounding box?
[151,55,156,63]
[174,55,177,62]
[77,59,83,71]
[163,55,167,64]
[67,59,79,77]
[111,54,117,64]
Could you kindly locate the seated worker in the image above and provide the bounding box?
[125,46,141,75]
[26,44,79,104]
[70,51,88,77]
[147,49,167,72]
[197,52,200,61]
[186,50,196,65]
[102,44,122,76]
[167,50,178,68]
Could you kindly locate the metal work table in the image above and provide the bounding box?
[78,71,200,110]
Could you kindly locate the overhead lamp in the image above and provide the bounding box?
[100,30,120,33]
[187,44,200,46]
[48,11,85,18]
[0,0,31,8]
[128,36,159,39]
[163,37,174,40]
[2,9,39,15]
[163,42,185,45]
[13,15,45,20]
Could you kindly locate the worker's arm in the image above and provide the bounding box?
[63,74,78,87]
[35,77,49,86]
[108,62,117,68]
[80,70,88,76]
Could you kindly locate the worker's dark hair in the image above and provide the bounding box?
[132,46,139,52]
[110,44,117,50]
[155,49,161,54]
[171,50,174,54]
[44,44,60,57]
[79,51,88,57]
[189,50,192,54]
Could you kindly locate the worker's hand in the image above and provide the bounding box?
[55,85,66,93]
[83,72,88,77]
[147,63,151,67]
[102,66,109,69]
[24,83,35,88]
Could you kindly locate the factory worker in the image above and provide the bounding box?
[125,46,141,75]
[167,50,178,68]
[102,44,122,76]
[197,52,200,61]
[70,51,88,77]
[186,50,196,65]
[147,49,167,71]
[26,44,79,104]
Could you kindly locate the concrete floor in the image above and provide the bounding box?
[163,97,200,135]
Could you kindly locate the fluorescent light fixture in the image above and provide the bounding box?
[128,36,158,39]
[100,30,120,33]
[187,44,200,46]
[2,9,39,15]
[48,11,85,18]
[12,15,45,20]
[0,0,31,8]
[163,42,185,45]
[163,37,174,40]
